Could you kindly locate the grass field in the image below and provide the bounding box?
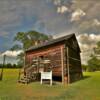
[0,69,100,100]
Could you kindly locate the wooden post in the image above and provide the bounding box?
[36,56,39,80]
[24,52,26,68]
[79,53,83,78]
[18,52,26,81]
[0,55,6,80]
[67,47,70,84]
[61,46,64,84]
[37,57,39,73]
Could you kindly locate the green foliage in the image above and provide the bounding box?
[11,30,52,65]
[12,30,51,51]
[97,41,100,48]
[94,41,100,54]
[16,52,24,67]
[87,41,100,72]
[87,55,100,71]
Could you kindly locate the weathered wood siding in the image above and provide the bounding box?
[26,44,64,77]
[67,47,82,82]
[25,34,83,83]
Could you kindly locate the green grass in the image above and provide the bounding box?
[0,69,100,100]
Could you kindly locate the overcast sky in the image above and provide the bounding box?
[0,0,100,64]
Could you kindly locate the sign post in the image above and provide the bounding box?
[41,71,52,85]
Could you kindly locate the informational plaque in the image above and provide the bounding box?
[41,71,52,85]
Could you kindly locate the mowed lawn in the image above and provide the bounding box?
[0,69,100,100]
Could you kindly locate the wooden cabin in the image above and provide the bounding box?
[24,33,83,84]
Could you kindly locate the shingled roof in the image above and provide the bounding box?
[26,33,78,52]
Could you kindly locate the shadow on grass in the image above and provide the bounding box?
[40,80,60,85]
[82,75,91,80]
[70,75,91,84]
[76,75,91,83]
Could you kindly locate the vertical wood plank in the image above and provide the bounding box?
[37,56,39,73]
[67,47,70,84]
[61,46,64,84]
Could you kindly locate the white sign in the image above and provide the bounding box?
[41,71,52,85]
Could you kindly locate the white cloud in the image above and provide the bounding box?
[93,19,100,26]
[0,0,100,53]
[71,0,100,18]
[71,9,86,22]
[57,6,69,14]
[77,33,100,45]
[1,50,23,57]
[77,33,100,64]
[78,19,100,33]
[54,0,61,6]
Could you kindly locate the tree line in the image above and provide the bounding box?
[82,41,100,72]
[0,63,22,68]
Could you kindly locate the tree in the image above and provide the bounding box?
[11,30,52,66]
[17,52,24,67]
[26,31,50,46]
[12,31,51,51]
[87,55,100,71]
[94,41,100,55]
[87,41,100,72]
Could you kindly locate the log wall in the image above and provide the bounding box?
[26,44,64,77]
